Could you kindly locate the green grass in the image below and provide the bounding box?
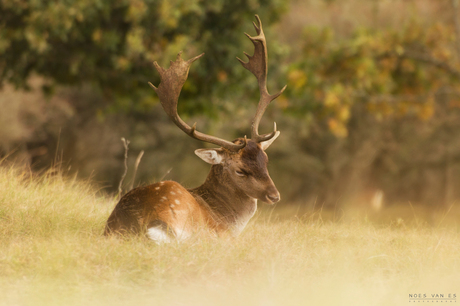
[0,165,459,306]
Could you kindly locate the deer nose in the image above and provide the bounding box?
[267,193,280,203]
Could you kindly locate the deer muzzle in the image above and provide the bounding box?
[265,188,280,204]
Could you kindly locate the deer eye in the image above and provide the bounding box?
[235,170,247,177]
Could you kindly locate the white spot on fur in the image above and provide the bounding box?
[177,190,182,195]
[174,199,180,205]
[159,182,164,186]
[170,204,175,208]
[155,187,160,190]
[170,191,176,195]
[161,196,167,201]
[147,227,170,243]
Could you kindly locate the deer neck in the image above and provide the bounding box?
[189,164,257,236]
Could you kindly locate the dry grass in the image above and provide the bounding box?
[0,165,459,306]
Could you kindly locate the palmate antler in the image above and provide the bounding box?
[149,52,246,151]
[149,15,285,151]
[237,15,287,143]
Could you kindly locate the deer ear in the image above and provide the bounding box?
[260,131,280,151]
[194,149,224,165]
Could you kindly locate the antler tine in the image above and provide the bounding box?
[150,52,246,152]
[237,14,287,143]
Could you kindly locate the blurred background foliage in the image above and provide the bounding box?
[2,0,460,211]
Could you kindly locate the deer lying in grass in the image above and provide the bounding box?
[104,15,286,242]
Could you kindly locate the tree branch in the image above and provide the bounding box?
[401,51,460,79]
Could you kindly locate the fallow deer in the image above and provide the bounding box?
[104,15,286,242]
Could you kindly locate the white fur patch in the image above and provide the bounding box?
[174,199,180,205]
[231,199,258,236]
[147,227,171,243]
[170,191,176,195]
[175,228,191,241]
[155,187,160,190]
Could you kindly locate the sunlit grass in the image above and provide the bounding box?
[0,165,459,306]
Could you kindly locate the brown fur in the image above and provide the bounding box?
[104,139,279,240]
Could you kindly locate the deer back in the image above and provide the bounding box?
[104,181,223,241]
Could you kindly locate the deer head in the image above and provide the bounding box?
[194,136,280,204]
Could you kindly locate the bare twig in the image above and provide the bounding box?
[54,127,61,167]
[118,137,130,196]
[130,150,144,190]
[160,168,172,181]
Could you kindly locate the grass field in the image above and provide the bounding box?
[0,165,459,306]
